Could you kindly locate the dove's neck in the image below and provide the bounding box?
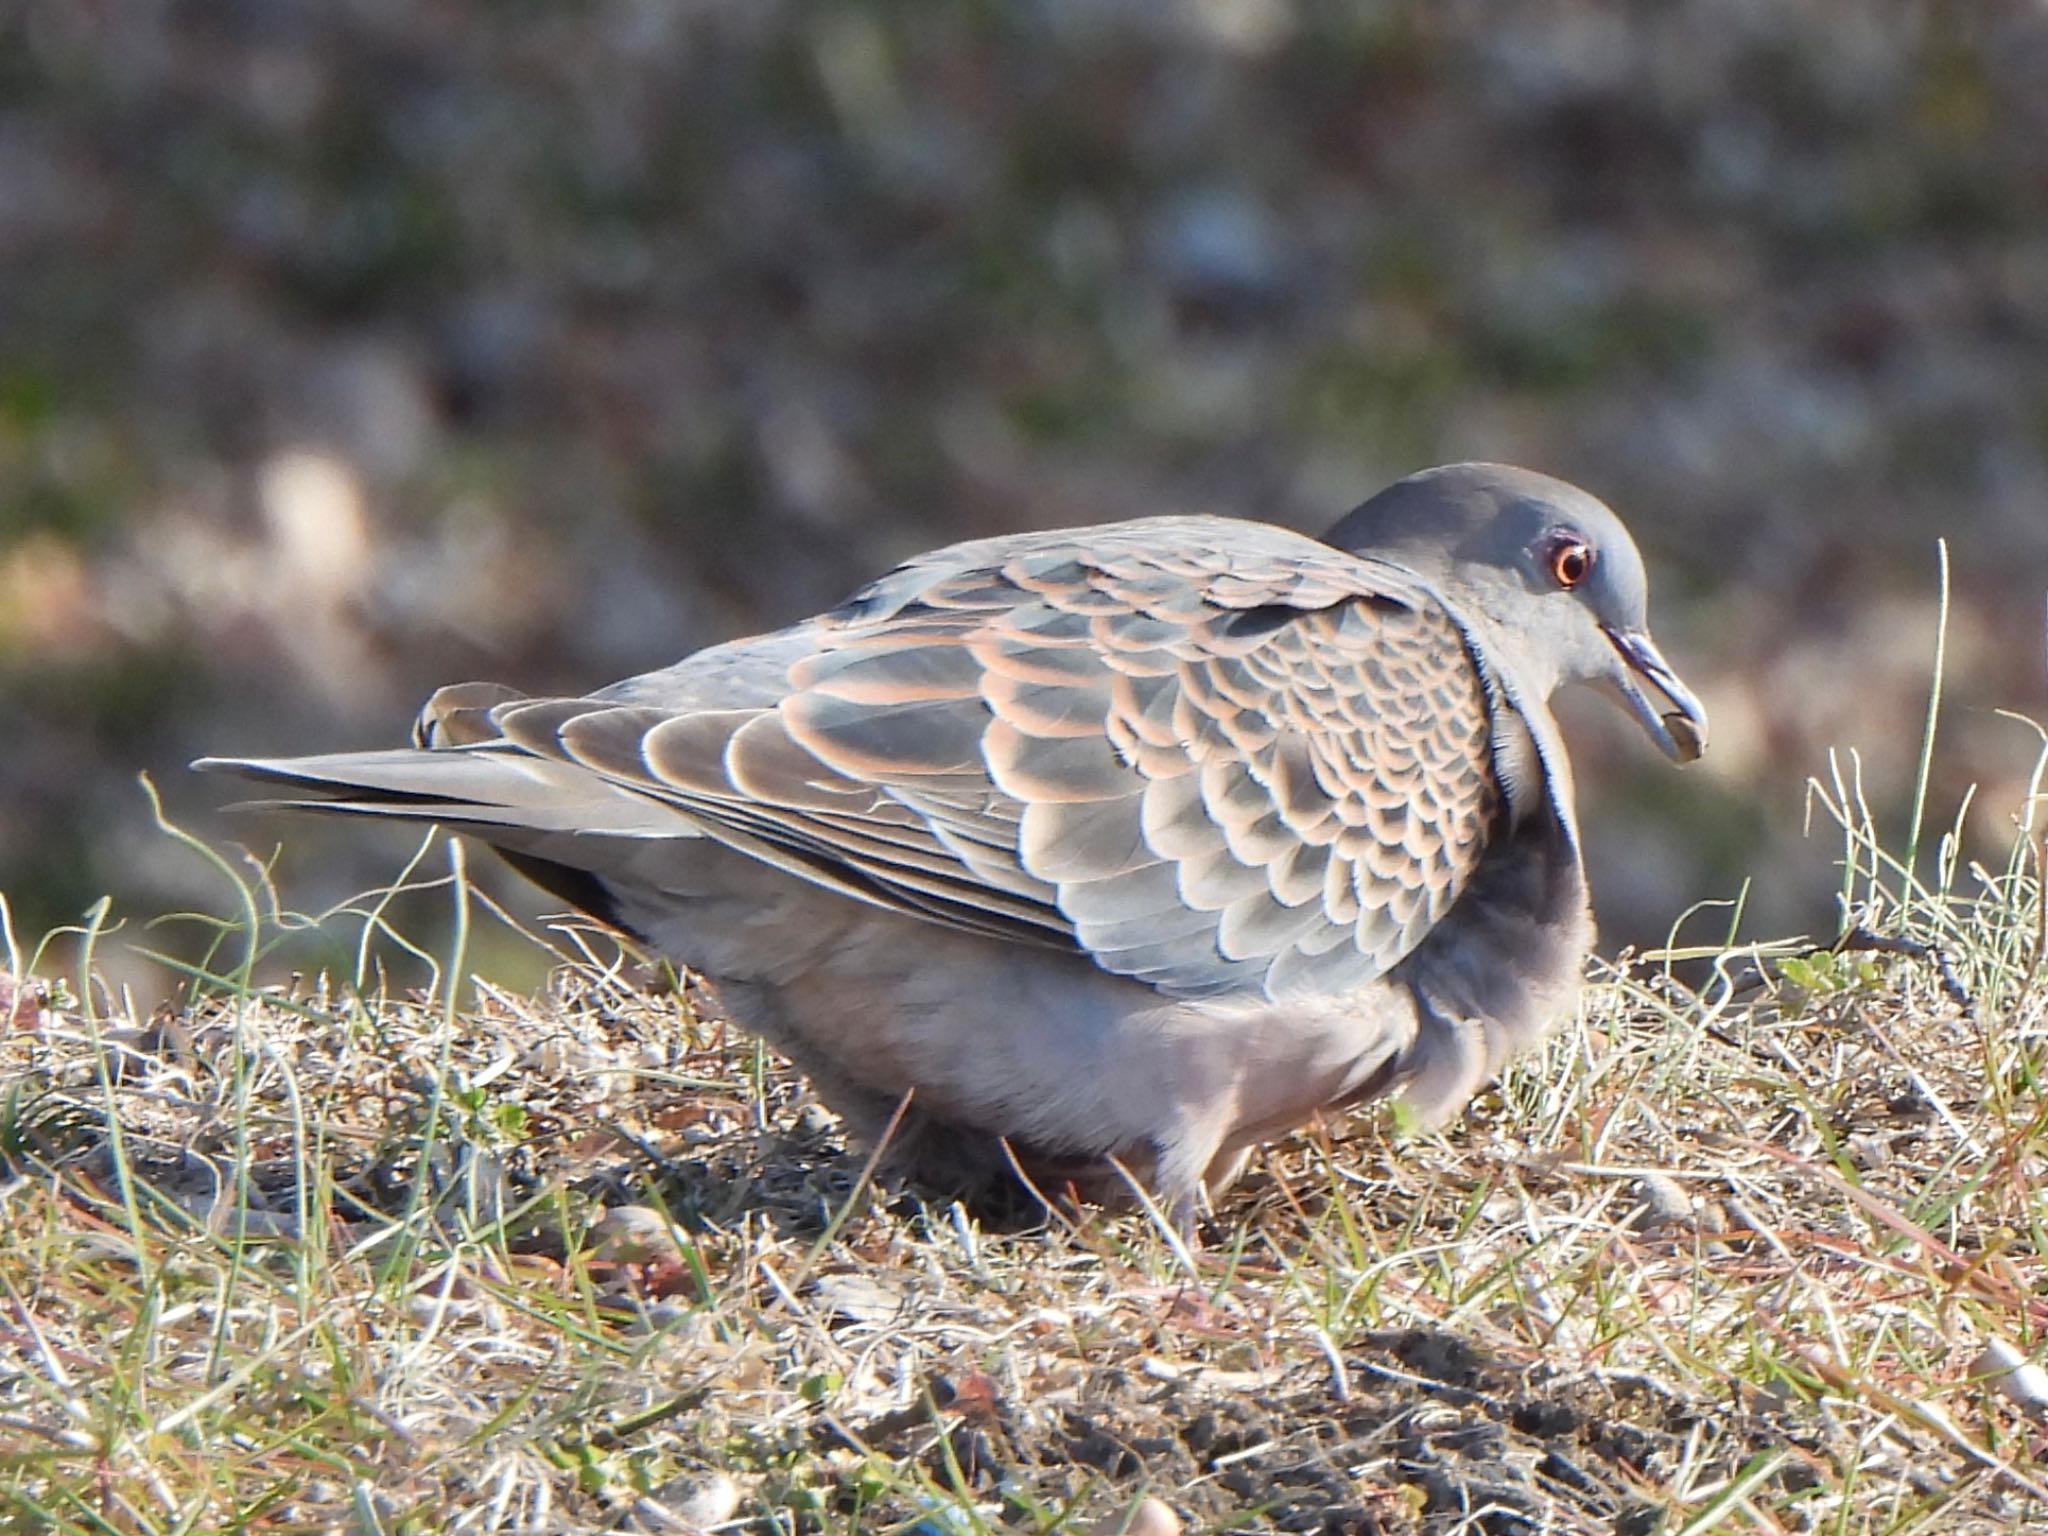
[1456,614,1583,862]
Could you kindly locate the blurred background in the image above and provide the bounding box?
[3,1,2045,991]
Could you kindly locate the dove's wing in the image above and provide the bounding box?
[357,518,1504,1001]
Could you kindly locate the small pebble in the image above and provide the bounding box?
[593,1204,683,1262]
[1628,1173,1694,1232]
[794,1102,839,1140]
[626,1500,684,1532]
[1089,1496,1180,1536]
[404,1291,509,1331]
[650,1470,741,1528]
[909,1501,980,1535]
[178,1193,301,1241]
[810,1272,907,1325]
[1973,1338,2048,1418]
[625,1301,695,1335]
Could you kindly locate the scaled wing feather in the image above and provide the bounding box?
[390,518,1509,1001]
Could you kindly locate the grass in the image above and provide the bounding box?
[3,724,2047,1533]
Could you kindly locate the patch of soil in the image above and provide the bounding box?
[842,1326,1798,1534]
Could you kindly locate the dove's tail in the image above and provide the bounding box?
[193,749,693,931]
[192,751,683,839]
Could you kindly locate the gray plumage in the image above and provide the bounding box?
[197,463,1706,1224]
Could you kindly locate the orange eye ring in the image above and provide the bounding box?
[1548,537,1594,590]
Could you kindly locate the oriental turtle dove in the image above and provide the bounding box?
[199,463,1706,1223]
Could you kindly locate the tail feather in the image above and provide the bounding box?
[194,746,981,933]
[192,750,690,838]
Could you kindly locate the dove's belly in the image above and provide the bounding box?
[624,873,1408,1151]
[560,801,1589,1210]
[600,842,1358,1124]
[591,832,1540,1196]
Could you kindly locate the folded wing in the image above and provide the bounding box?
[211,518,1509,1002]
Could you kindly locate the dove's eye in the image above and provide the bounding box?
[1547,536,1594,590]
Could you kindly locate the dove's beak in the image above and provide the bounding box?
[1602,627,1708,763]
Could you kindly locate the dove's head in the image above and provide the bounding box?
[1322,462,1707,763]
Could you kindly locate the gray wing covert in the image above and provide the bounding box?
[430,521,1507,1001]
